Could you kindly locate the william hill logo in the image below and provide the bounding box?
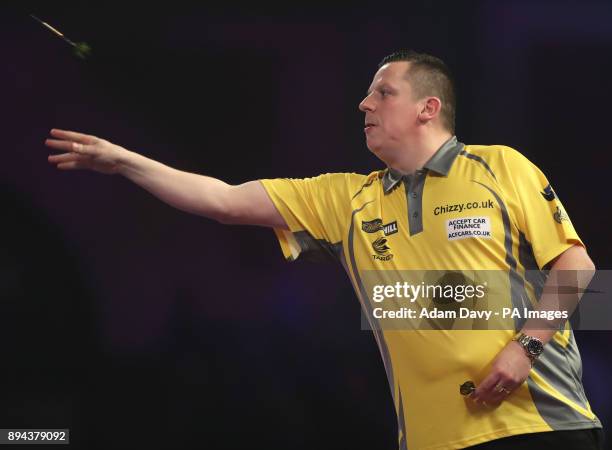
[372,237,393,261]
[362,219,398,236]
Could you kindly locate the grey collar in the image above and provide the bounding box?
[382,136,464,194]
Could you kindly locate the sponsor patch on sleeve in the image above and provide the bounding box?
[446,216,492,240]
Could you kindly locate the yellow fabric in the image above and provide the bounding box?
[260,143,600,449]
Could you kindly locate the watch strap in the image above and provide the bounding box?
[512,332,543,365]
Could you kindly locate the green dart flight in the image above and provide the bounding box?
[30,14,92,60]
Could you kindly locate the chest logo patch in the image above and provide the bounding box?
[371,237,394,261]
[362,219,398,236]
[447,216,492,240]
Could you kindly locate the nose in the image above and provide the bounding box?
[359,94,374,112]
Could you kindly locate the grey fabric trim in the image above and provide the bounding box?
[566,330,584,380]
[382,166,403,194]
[474,181,528,331]
[292,230,342,263]
[403,171,426,236]
[397,387,408,450]
[423,135,463,176]
[347,201,377,328]
[527,321,602,430]
[525,374,601,429]
[329,241,343,261]
[382,135,464,194]
[459,149,497,180]
[337,242,349,273]
[518,230,547,300]
[532,336,593,419]
[347,200,397,409]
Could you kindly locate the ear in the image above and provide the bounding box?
[418,97,443,124]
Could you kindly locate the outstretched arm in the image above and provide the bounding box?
[45,129,288,229]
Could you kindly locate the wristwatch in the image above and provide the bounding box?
[512,333,544,364]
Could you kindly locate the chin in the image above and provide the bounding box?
[365,139,382,154]
[367,142,393,164]
[366,143,390,164]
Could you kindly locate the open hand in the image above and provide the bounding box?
[45,129,126,175]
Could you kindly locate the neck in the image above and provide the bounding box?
[386,131,454,175]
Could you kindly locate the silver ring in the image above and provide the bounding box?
[494,384,511,395]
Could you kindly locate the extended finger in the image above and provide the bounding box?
[48,153,87,163]
[50,128,98,145]
[46,139,76,152]
[57,161,86,170]
[45,139,94,155]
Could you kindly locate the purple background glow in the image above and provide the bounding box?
[1,3,611,448]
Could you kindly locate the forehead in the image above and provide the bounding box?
[368,61,411,91]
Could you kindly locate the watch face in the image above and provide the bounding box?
[527,339,544,355]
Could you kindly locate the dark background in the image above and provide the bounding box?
[1,2,611,449]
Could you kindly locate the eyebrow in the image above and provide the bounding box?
[366,83,394,96]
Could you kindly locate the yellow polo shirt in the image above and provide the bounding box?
[260,136,601,449]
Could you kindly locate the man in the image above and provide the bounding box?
[46,50,603,449]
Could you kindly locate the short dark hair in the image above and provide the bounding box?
[379,50,456,134]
